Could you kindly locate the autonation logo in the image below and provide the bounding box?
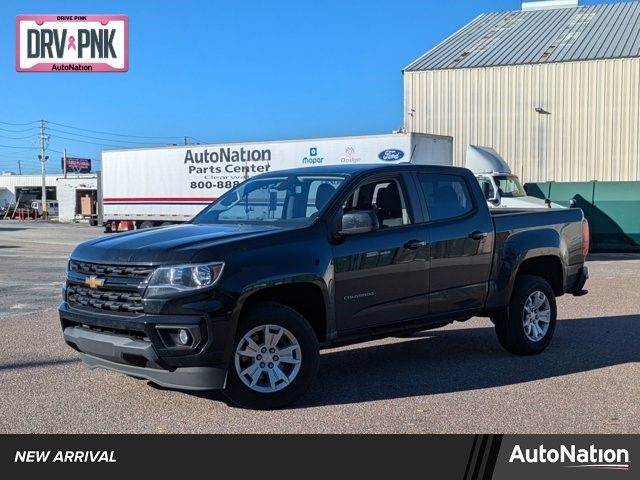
[509,444,630,471]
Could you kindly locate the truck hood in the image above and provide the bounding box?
[491,196,565,209]
[70,223,285,264]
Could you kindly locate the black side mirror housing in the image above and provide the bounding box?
[339,210,379,236]
[488,189,501,206]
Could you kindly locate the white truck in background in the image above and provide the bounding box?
[466,145,563,209]
[100,132,453,231]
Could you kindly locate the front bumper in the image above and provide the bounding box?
[59,301,234,391]
[64,327,227,390]
[64,326,226,390]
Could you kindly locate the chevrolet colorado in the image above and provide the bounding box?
[59,164,589,409]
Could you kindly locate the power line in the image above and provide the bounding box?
[187,136,211,144]
[49,134,141,148]
[0,120,39,126]
[47,121,186,140]
[0,126,39,133]
[47,127,170,146]
[0,133,39,140]
[0,143,39,150]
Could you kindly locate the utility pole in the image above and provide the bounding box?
[63,148,67,178]
[17,160,22,175]
[184,136,187,146]
[38,119,48,220]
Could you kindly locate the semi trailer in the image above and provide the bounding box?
[100,133,453,231]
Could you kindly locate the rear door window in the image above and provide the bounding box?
[417,173,473,221]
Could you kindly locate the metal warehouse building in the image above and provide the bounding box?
[403,0,640,182]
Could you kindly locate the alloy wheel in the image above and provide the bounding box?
[234,324,302,393]
[522,290,551,342]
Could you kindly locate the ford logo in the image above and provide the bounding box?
[378,149,405,161]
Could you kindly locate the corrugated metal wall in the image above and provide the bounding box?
[404,58,640,182]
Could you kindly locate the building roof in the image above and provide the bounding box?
[405,1,640,71]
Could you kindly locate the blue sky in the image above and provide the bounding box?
[0,0,624,174]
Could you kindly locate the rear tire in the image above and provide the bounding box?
[224,302,319,409]
[493,274,557,355]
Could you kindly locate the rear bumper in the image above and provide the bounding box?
[64,325,227,390]
[567,265,589,296]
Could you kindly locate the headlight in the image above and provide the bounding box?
[145,262,224,298]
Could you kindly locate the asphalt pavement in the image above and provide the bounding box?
[0,220,638,433]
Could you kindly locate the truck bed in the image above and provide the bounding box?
[491,207,584,234]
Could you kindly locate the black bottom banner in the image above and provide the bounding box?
[0,435,636,479]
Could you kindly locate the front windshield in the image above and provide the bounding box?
[193,174,347,225]
[495,175,526,198]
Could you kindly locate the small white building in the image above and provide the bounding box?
[56,175,98,222]
[0,172,97,222]
[0,173,58,208]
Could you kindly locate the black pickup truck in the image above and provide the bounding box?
[59,164,589,409]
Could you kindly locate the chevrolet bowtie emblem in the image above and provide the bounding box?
[85,275,105,289]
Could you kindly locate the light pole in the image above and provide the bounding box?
[535,107,551,181]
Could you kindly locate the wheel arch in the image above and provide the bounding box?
[486,227,568,311]
[229,277,332,349]
[515,255,564,296]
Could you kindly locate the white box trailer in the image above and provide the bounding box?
[101,132,452,231]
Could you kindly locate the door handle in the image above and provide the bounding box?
[468,230,488,240]
[404,240,427,250]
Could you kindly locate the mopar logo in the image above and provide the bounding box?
[378,149,404,161]
[302,147,324,165]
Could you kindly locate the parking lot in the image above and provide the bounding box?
[0,221,638,433]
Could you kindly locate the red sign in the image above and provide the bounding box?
[62,157,92,173]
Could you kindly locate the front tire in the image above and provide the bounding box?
[493,274,557,355]
[224,302,319,409]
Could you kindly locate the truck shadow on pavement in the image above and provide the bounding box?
[0,357,79,371]
[294,315,640,408]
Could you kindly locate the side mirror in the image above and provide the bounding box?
[339,210,379,236]
[488,189,501,206]
[545,198,552,208]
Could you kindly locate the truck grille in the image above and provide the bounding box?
[69,260,153,279]
[67,284,144,314]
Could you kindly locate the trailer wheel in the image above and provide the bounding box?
[139,221,155,229]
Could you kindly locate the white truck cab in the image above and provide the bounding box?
[466,145,563,209]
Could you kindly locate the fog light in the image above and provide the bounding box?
[178,329,191,346]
